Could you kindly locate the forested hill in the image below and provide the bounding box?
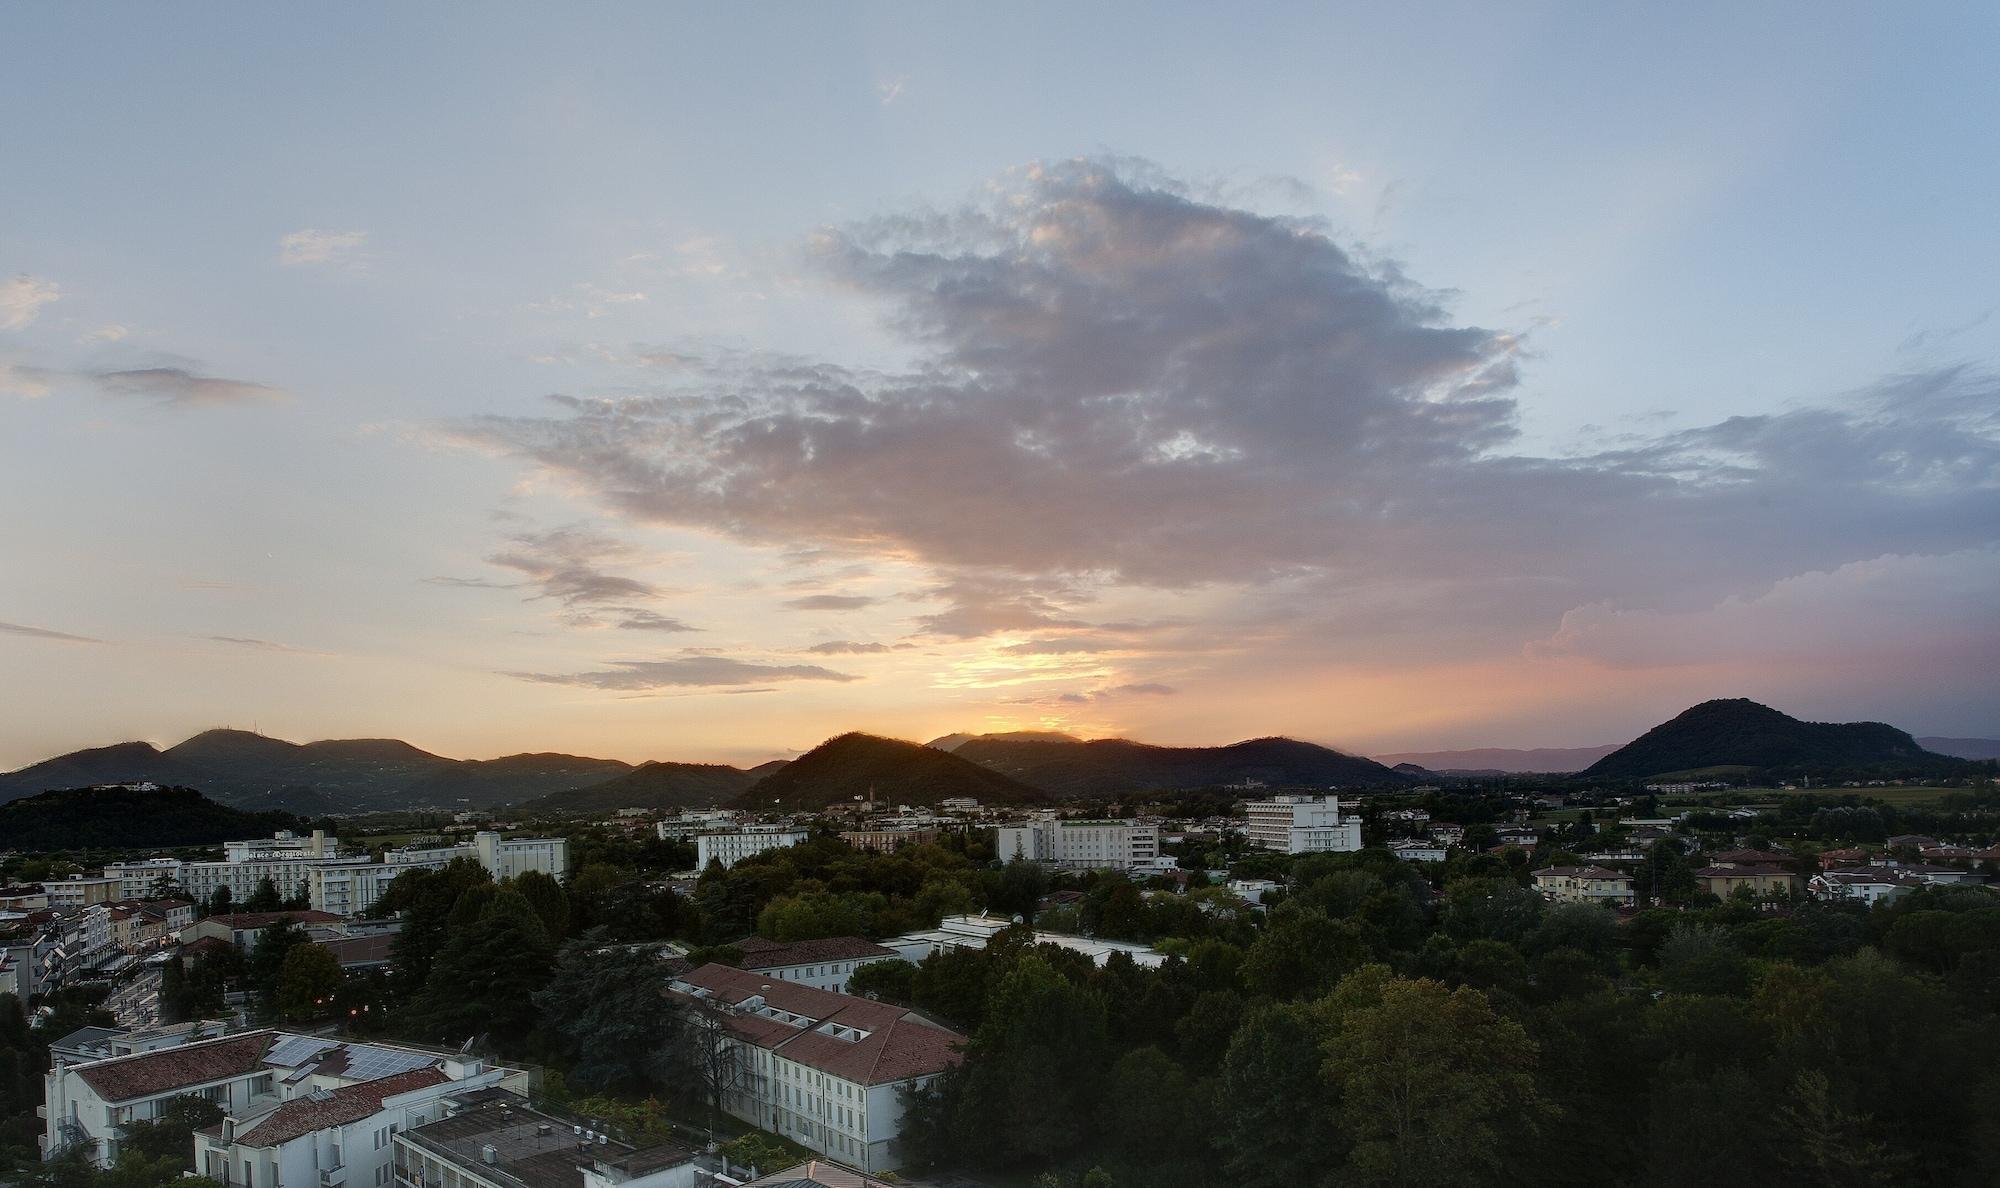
[0,784,305,851]
[1582,698,1954,780]
[516,760,762,814]
[741,733,1046,810]
[949,733,1411,797]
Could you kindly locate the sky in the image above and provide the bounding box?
[3,2,1997,768]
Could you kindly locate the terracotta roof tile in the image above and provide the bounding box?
[76,1031,277,1102]
[234,1067,450,1148]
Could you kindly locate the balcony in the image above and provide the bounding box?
[320,1164,346,1186]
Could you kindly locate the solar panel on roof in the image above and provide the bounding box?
[264,1035,340,1067]
[339,1044,437,1081]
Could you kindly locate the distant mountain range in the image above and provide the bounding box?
[1918,737,2000,762]
[2,707,1987,816]
[1372,745,1622,774]
[0,729,641,814]
[935,732,1410,797]
[1581,699,1957,780]
[515,760,773,815]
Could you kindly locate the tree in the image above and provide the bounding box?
[1217,1001,1340,1188]
[675,996,743,1144]
[1241,904,1364,1000]
[535,937,678,1092]
[244,877,283,913]
[511,870,570,941]
[403,889,555,1049]
[1323,974,1549,1188]
[203,887,232,918]
[846,958,916,1003]
[275,943,342,1021]
[248,921,310,1014]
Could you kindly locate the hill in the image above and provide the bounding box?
[1373,745,1620,774]
[1919,736,2000,762]
[927,731,1081,752]
[408,752,634,807]
[950,734,1409,797]
[517,760,759,814]
[0,729,641,812]
[0,784,305,851]
[742,733,1047,810]
[0,742,213,804]
[1581,699,1953,780]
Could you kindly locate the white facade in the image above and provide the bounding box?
[1388,840,1448,862]
[883,913,1167,969]
[994,815,1160,870]
[697,827,807,871]
[43,1029,508,1170]
[668,965,961,1173]
[1243,795,1363,855]
[101,832,568,918]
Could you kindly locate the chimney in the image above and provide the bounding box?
[222,1117,237,1143]
[480,1145,499,1165]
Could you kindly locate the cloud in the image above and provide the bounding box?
[92,367,284,407]
[877,77,908,106]
[613,609,700,632]
[0,620,100,644]
[783,593,877,611]
[513,654,860,690]
[0,362,57,399]
[80,324,129,344]
[207,635,319,654]
[1,275,60,329]
[443,159,2000,715]
[422,575,519,590]
[803,640,893,655]
[279,229,369,266]
[486,525,658,606]
[1103,682,1178,697]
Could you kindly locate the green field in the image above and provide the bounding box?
[1672,785,1968,810]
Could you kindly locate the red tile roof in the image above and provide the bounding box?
[733,936,896,971]
[76,1031,277,1102]
[210,911,342,930]
[234,1067,450,1148]
[672,964,961,1086]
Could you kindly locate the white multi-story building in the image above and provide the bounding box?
[696,826,807,871]
[667,964,962,1172]
[1242,795,1362,854]
[45,878,125,909]
[43,1028,513,1171]
[100,832,569,918]
[1531,865,1636,907]
[994,815,1160,870]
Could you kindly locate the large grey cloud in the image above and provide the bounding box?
[93,367,284,407]
[447,160,2000,684]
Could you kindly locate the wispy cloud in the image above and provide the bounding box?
[207,635,321,655]
[802,640,894,655]
[783,593,876,611]
[876,76,908,106]
[1,620,100,644]
[279,229,369,266]
[93,367,285,407]
[513,654,859,690]
[0,275,60,330]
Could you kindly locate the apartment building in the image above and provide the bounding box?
[394,1087,703,1188]
[46,878,124,909]
[43,1029,511,1170]
[1242,795,1362,855]
[1532,866,1636,907]
[994,815,1160,870]
[697,827,807,871]
[100,832,569,919]
[666,964,962,1172]
[837,828,940,855]
[734,937,899,993]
